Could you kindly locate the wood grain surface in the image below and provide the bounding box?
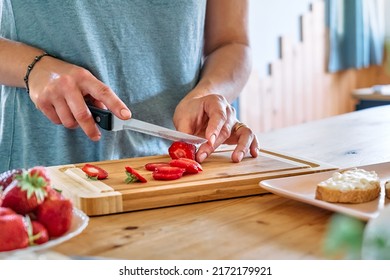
[51,106,390,259]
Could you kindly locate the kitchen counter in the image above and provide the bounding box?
[52,105,390,260]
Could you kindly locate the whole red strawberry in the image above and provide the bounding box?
[36,190,73,238]
[1,168,49,214]
[0,210,29,252]
[0,207,16,216]
[26,218,49,245]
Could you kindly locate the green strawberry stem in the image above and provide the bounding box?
[125,171,140,183]
[14,170,47,203]
[86,175,99,181]
[25,215,42,246]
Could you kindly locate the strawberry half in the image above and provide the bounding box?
[144,162,171,171]
[81,163,108,180]
[125,166,147,183]
[168,141,196,160]
[169,158,203,174]
[1,169,49,214]
[152,166,186,180]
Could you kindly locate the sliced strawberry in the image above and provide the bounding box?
[152,166,186,180]
[0,212,29,252]
[168,141,196,160]
[36,195,73,238]
[169,158,203,174]
[144,162,171,171]
[81,163,108,180]
[125,166,147,183]
[1,169,48,214]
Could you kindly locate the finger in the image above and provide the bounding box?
[230,124,260,162]
[196,116,236,163]
[65,90,101,141]
[84,95,107,110]
[202,96,230,143]
[196,121,232,163]
[249,135,260,158]
[80,78,131,120]
[53,99,79,129]
[37,103,62,125]
[90,99,107,110]
[196,142,215,163]
[206,104,238,147]
[231,130,253,163]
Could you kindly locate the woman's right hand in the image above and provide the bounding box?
[27,55,131,141]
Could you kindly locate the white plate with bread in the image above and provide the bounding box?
[259,162,390,221]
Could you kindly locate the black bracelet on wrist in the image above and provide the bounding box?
[23,53,52,94]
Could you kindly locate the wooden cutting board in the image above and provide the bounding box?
[47,148,336,216]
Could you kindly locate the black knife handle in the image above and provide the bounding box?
[88,105,113,130]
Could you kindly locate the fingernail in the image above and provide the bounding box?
[121,108,131,119]
[198,152,208,162]
[209,134,216,146]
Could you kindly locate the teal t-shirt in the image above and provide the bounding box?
[0,0,206,172]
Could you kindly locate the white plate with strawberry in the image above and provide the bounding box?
[0,166,89,258]
[0,207,88,258]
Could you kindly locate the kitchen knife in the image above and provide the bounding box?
[88,105,208,145]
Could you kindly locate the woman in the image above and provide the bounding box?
[0,0,258,172]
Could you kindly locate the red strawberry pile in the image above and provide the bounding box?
[0,166,73,253]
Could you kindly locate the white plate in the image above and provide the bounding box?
[260,162,390,221]
[0,207,89,258]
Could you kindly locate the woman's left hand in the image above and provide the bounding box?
[173,94,259,163]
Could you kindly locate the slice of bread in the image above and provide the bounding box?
[315,168,380,203]
[385,181,390,199]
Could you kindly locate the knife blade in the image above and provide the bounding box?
[88,105,208,145]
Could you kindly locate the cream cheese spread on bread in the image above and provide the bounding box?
[318,168,379,191]
[316,168,380,203]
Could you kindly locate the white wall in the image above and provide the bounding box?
[249,0,314,78]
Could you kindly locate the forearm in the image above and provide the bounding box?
[193,42,252,103]
[0,37,45,88]
[186,0,251,103]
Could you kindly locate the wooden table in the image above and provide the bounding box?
[52,105,390,260]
